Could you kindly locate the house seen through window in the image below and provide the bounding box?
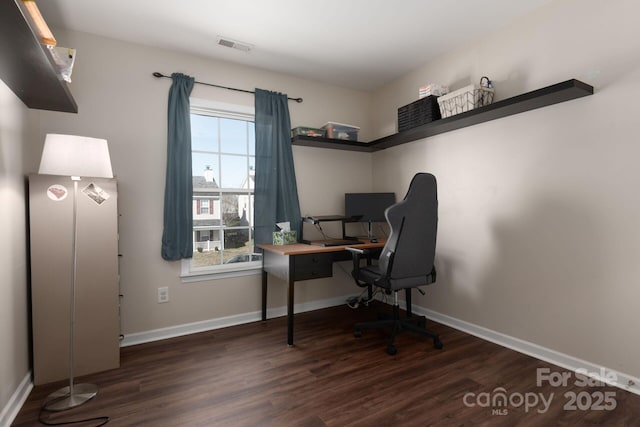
[186,101,260,275]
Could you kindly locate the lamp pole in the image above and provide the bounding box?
[44,177,98,411]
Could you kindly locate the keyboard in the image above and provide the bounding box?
[319,239,363,247]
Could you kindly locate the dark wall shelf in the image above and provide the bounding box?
[291,135,376,152]
[292,79,593,152]
[0,0,78,113]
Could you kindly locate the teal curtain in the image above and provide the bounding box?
[254,89,302,246]
[161,73,195,260]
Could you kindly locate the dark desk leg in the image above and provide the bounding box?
[261,270,268,321]
[405,288,413,317]
[287,277,294,346]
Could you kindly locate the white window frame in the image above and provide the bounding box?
[181,99,261,282]
[199,199,210,215]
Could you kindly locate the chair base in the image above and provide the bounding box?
[354,303,442,355]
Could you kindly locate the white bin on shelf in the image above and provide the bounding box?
[437,77,494,118]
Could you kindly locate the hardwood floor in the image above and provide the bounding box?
[13,303,640,426]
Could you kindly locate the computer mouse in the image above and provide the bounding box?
[370,238,378,243]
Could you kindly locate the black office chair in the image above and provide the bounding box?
[348,173,442,355]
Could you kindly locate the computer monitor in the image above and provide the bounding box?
[345,192,396,238]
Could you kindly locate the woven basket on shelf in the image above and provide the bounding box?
[437,77,494,118]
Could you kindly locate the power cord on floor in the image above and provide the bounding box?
[38,394,109,426]
[347,287,382,309]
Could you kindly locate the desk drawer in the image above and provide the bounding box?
[293,253,333,281]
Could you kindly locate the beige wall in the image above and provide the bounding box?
[371,0,640,378]
[7,0,640,414]
[31,30,374,337]
[0,80,32,419]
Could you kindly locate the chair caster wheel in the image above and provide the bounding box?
[386,345,397,355]
[354,329,362,338]
[434,339,443,350]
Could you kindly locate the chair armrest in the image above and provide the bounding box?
[345,247,366,255]
[346,247,372,287]
[346,246,367,273]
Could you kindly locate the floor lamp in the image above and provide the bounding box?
[38,134,114,411]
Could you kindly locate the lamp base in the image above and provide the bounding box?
[44,383,98,411]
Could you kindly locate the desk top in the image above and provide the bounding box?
[258,239,384,256]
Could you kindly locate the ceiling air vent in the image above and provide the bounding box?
[216,36,253,53]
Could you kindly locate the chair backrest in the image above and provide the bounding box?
[378,173,438,290]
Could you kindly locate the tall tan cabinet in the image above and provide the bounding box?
[29,174,120,385]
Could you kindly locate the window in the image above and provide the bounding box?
[199,199,211,215]
[182,99,261,280]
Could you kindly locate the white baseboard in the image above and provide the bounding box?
[0,372,33,427]
[409,303,640,396]
[120,294,353,347]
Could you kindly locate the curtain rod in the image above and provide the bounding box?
[152,72,303,103]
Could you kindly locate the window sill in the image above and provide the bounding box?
[180,261,262,283]
[180,267,262,283]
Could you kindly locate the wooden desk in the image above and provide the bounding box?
[258,240,384,346]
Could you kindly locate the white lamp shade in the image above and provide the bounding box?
[39,134,113,178]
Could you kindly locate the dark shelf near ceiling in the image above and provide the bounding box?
[0,0,78,113]
[292,79,594,152]
[291,135,376,152]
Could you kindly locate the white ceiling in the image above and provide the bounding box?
[37,0,554,91]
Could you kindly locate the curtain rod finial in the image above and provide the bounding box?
[153,72,165,78]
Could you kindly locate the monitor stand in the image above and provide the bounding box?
[367,221,375,240]
[300,215,361,244]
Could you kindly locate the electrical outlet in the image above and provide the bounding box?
[157,287,169,303]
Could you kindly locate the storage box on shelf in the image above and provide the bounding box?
[291,127,325,138]
[437,78,494,118]
[322,122,360,141]
[398,95,442,132]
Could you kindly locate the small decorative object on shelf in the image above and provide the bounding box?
[419,83,448,98]
[50,46,76,83]
[437,76,494,118]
